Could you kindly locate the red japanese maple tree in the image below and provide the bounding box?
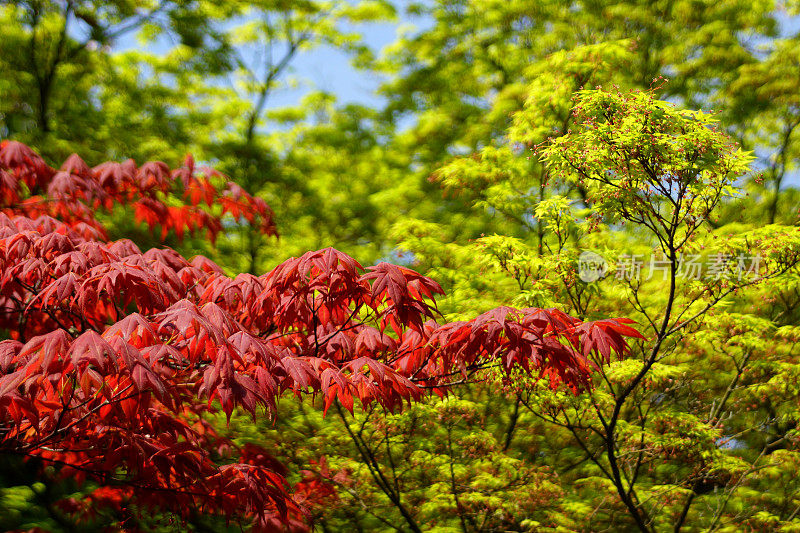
[0,141,643,529]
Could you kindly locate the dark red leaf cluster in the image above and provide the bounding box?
[0,141,276,241]
[0,145,643,529]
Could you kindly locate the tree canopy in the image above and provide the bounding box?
[1,0,800,531]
